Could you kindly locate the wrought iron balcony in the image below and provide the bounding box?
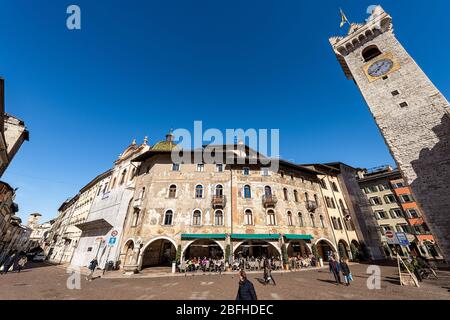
[306,200,318,212]
[342,208,350,216]
[262,194,278,208]
[212,195,226,209]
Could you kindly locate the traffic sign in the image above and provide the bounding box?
[111,230,118,237]
[385,230,398,244]
[108,237,117,246]
[395,232,410,246]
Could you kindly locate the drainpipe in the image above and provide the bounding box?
[326,175,352,259]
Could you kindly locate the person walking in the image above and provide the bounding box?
[0,251,17,275]
[263,257,276,286]
[86,258,98,281]
[236,271,257,300]
[329,256,342,285]
[340,258,352,286]
[17,255,28,273]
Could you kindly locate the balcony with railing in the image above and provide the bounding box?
[212,195,226,209]
[306,200,318,212]
[262,194,277,208]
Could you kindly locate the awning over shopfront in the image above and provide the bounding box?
[284,234,313,240]
[231,234,280,240]
[181,234,227,240]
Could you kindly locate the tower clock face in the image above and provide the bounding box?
[367,59,394,77]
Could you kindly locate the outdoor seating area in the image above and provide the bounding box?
[177,257,225,273]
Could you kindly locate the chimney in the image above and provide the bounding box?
[356,170,366,179]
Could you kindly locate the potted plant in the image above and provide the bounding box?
[338,243,348,260]
[281,244,289,270]
[350,243,359,262]
[173,244,182,273]
[311,244,323,267]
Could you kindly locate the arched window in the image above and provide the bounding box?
[298,212,304,227]
[168,185,177,198]
[305,192,309,202]
[320,215,325,228]
[267,209,276,225]
[310,214,315,228]
[332,217,338,230]
[337,218,343,230]
[283,188,289,201]
[331,198,336,208]
[362,45,382,62]
[131,209,140,227]
[264,186,272,196]
[294,190,299,202]
[111,177,117,189]
[215,184,223,196]
[244,209,253,225]
[130,167,136,181]
[120,169,127,185]
[244,185,251,199]
[214,210,223,226]
[332,182,339,192]
[287,211,293,226]
[192,210,202,226]
[314,194,319,205]
[164,210,173,225]
[339,199,345,209]
[195,185,203,198]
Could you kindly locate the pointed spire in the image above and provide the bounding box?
[143,136,148,145]
[132,138,136,145]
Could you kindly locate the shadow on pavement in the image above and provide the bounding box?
[316,279,340,285]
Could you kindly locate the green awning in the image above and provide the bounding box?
[284,234,313,240]
[181,233,226,240]
[231,234,280,240]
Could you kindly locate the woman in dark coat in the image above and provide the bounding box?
[236,271,257,300]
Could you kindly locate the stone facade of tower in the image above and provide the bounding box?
[330,6,450,260]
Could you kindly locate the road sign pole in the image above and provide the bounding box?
[103,245,112,276]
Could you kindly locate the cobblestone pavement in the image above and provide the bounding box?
[0,262,449,300]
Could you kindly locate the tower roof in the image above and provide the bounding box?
[329,5,393,80]
[150,131,177,151]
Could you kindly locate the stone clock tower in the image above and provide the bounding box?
[330,6,450,260]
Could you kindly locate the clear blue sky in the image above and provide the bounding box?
[1,0,449,223]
